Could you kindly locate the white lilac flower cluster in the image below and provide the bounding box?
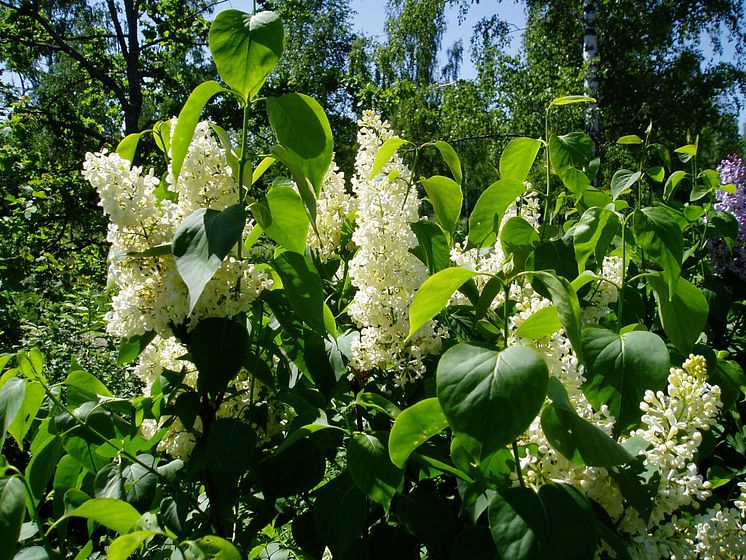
[345,110,442,386]
[82,121,271,339]
[136,336,288,458]
[309,159,356,260]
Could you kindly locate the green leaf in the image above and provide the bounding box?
[529,272,583,358]
[499,137,542,183]
[264,186,309,253]
[421,176,462,237]
[171,81,227,183]
[17,349,44,382]
[541,378,633,466]
[572,206,621,272]
[646,166,665,183]
[633,207,683,293]
[194,536,243,560]
[270,145,317,228]
[389,398,448,468]
[582,327,669,436]
[209,10,284,101]
[117,332,156,365]
[312,473,366,557]
[514,306,562,340]
[0,477,26,558]
[397,490,458,558]
[549,133,594,194]
[13,546,49,560]
[272,252,327,335]
[611,169,642,200]
[0,377,25,446]
[206,418,256,492]
[550,95,595,106]
[437,344,548,459]
[347,432,403,513]
[153,120,172,155]
[65,370,112,407]
[26,436,63,502]
[408,267,478,339]
[266,93,333,193]
[501,217,540,270]
[116,132,144,163]
[172,204,246,313]
[616,135,643,145]
[663,170,689,199]
[608,456,660,523]
[8,381,44,448]
[432,141,463,184]
[411,221,450,274]
[467,179,526,249]
[191,317,248,397]
[66,498,141,534]
[488,484,596,560]
[370,137,409,179]
[108,531,160,560]
[648,274,708,354]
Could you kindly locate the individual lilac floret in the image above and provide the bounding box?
[711,154,746,281]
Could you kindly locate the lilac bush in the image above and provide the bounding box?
[711,154,746,280]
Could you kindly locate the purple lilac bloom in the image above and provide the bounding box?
[711,154,746,281]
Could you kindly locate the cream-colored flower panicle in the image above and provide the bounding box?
[84,121,270,339]
[309,159,356,261]
[347,111,442,385]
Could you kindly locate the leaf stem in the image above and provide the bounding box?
[512,441,525,487]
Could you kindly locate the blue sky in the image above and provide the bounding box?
[349,0,527,80]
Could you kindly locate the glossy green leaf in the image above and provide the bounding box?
[411,220,450,274]
[488,484,596,560]
[408,267,478,339]
[541,378,633,466]
[312,473,366,557]
[646,166,665,183]
[572,206,621,272]
[270,144,317,228]
[116,132,144,163]
[582,327,669,436]
[499,137,542,183]
[194,536,243,560]
[550,95,595,106]
[8,381,44,448]
[172,204,246,313]
[389,398,448,468]
[0,477,26,558]
[437,343,548,459]
[501,217,540,270]
[0,377,25,446]
[610,169,642,200]
[272,251,326,335]
[663,170,689,199]
[209,10,284,101]
[529,272,583,358]
[549,133,594,194]
[66,498,141,534]
[266,93,333,193]
[433,140,463,184]
[171,81,226,183]
[117,331,156,365]
[514,306,562,340]
[347,432,403,512]
[17,348,44,382]
[421,175,462,236]
[264,186,309,253]
[633,207,683,294]
[108,531,160,560]
[191,317,248,397]
[617,135,643,145]
[13,546,49,560]
[648,274,708,354]
[26,436,63,502]
[65,370,112,407]
[370,137,409,179]
[467,179,526,249]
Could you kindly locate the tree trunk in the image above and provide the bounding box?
[583,0,600,151]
